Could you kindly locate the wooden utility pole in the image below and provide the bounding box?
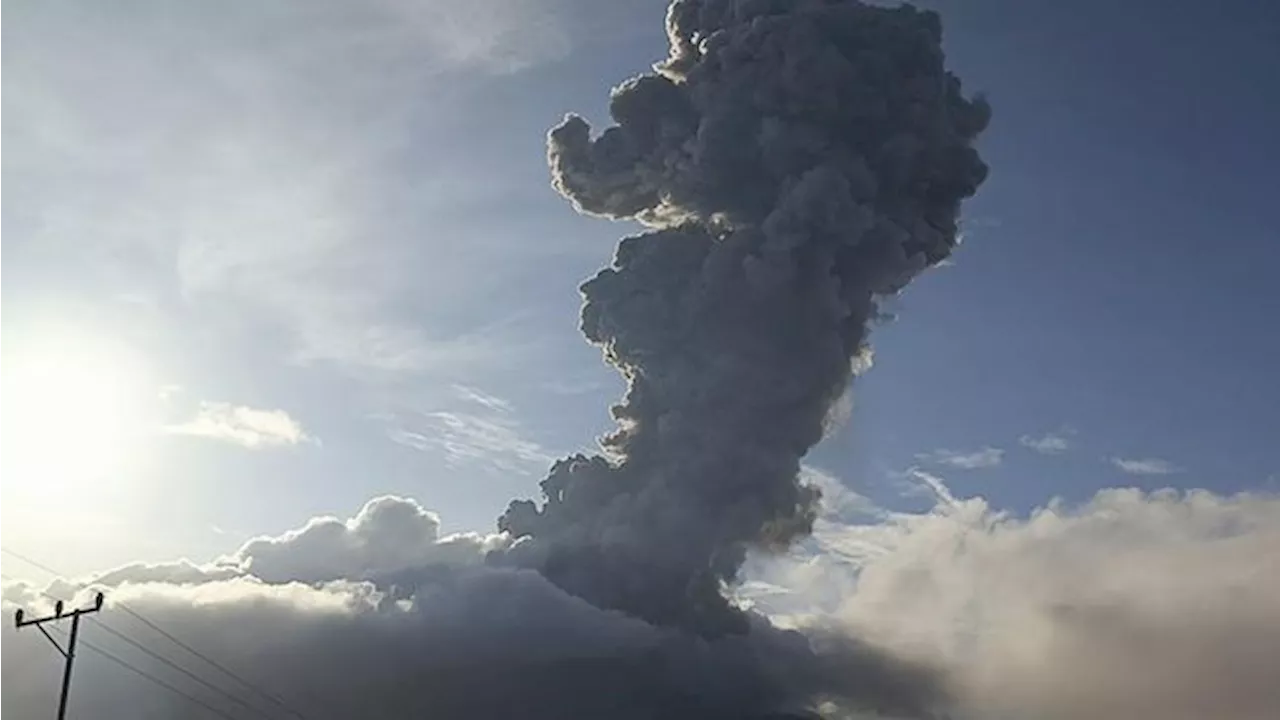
[15,591,104,720]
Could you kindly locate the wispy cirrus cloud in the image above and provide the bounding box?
[5,0,576,378]
[167,402,312,449]
[1111,457,1182,476]
[415,412,553,473]
[1019,429,1074,455]
[916,446,1004,470]
[904,468,961,508]
[450,384,514,414]
[389,385,554,475]
[800,465,886,524]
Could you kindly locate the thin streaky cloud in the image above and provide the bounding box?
[800,465,887,523]
[1111,457,1182,476]
[907,468,960,508]
[389,387,554,475]
[427,411,554,473]
[452,384,515,413]
[1019,430,1073,455]
[917,446,1004,470]
[890,466,961,509]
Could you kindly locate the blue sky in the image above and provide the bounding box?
[870,0,1280,509]
[3,0,1278,581]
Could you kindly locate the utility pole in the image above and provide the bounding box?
[15,591,104,720]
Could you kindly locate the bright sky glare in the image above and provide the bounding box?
[2,326,154,491]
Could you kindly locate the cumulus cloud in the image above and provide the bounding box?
[233,496,508,584]
[88,496,506,589]
[916,446,1004,470]
[165,401,312,449]
[1,494,927,719]
[1019,429,1073,454]
[0,495,661,718]
[1111,456,1182,475]
[8,479,1278,720]
[747,478,1280,720]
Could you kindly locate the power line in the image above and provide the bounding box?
[77,636,249,720]
[2,547,310,720]
[1,547,64,576]
[6,563,250,718]
[90,620,285,720]
[114,604,307,718]
[5,558,249,712]
[13,591,104,720]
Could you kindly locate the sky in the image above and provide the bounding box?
[5,0,1277,575]
[2,1,1279,718]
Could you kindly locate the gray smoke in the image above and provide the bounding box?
[2,2,990,717]
[492,0,989,714]
[501,0,987,636]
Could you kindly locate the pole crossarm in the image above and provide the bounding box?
[15,595,105,628]
[13,591,105,720]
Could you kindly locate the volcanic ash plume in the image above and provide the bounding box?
[500,0,989,640]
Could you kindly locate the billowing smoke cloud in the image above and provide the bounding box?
[499,0,986,687]
[4,2,991,717]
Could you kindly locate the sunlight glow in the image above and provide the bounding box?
[1,332,154,495]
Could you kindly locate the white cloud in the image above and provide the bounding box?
[901,468,960,508]
[1,493,856,719]
[746,478,1280,720]
[451,384,515,413]
[232,496,508,584]
[80,496,509,591]
[1111,456,1182,475]
[1019,429,1073,454]
[10,476,1279,720]
[424,412,554,470]
[166,402,311,449]
[916,446,1004,469]
[800,465,886,523]
[389,385,554,475]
